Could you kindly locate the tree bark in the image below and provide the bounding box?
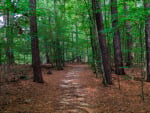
[144,0,150,82]
[124,2,133,67]
[46,52,50,64]
[110,0,125,75]
[30,0,43,83]
[54,0,63,70]
[5,1,15,65]
[0,44,1,65]
[92,0,112,85]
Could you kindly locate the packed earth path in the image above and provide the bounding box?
[1,64,150,113]
[56,65,95,113]
[0,64,98,113]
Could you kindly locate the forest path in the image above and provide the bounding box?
[2,64,150,113]
[0,64,99,113]
[55,64,96,113]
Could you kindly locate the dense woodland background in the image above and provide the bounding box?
[0,0,149,83]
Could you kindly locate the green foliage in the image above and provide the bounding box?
[0,0,148,66]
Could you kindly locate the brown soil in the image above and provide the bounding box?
[1,64,150,113]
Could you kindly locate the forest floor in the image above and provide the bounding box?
[1,64,150,113]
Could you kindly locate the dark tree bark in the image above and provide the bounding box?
[124,2,133,67]
[144,0,150,82]
[53,0,63,70]
[92,0,112,85]
[84,0,102,74]
[75,24,80,62]
[30,0,43,83]
[44,40,50,64]
[126,33,133,67]
[110,0,125,75]
[46,53,50,64]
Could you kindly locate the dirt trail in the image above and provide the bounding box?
[2,64,150,113]
[0,64,97,113]
[56,66,95,113]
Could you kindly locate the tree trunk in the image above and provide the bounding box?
[46,52,50,64]
[144,0,150,82]
[124,2,133,67]
[5,3,15,65]
[0,45,1,65]
[75,23,79,62]
[54,0,63,70]
[30,0,43,83]
[92,0,112,85]
[110,0,125,75]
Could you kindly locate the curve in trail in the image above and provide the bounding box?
[56,66,94,113]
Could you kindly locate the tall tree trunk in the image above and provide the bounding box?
[54,0,63,70]
[30,0,43,83]
[46,52,50,64]
[144,0,150,82]
[82,0,99,75]
[5,2,15,65]
[0,44,1,65]
[92,0,112,85]
[110,0,125,75]
[75,23,80,62]
[71,32,75,60]
[124,2,133,67]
